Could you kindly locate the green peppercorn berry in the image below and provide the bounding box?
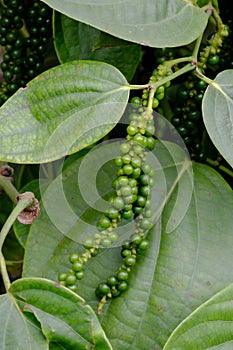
[208,55,220,65]
[118,281,128,292]
[3,70,13,82]
[127,124,138,136]
[75,271,84,280]
[130,233,143,245]
[131,186,138,195]
[196,79,207,91]
[177,126,188,137]
[58,272,67,282]
[66,273,77,286]
[152,98,159,109]
[69,252,79,263]
[98,215,111,229]
[107,275,118,287]
[109,231,118,242]
[171,116,181,126]
[101,237,112,247]
[117,269,129,281]
[124,255,136,267]
[146,137,156,151]
[122,209,134,219]
[112,289,121,297]
[122,240,132,250]
[129,112,139,121]
[133,133,147,147]
[188,110,200,121]
[96,282,110,296]
[83,238,94,249]
[140,218,153,230]
[145,124,155,137]
[137,195,147,207]
[106,207,119,219]
[195,93,203,103]
[139,174,149,185]
[156,92,164,101]
[177,86,189,101]
[115,156,123,167]
[112,196,125,210]
[184,120,196,129]
[145,199,152,208]
[122,194,134,205]
[184,136,192,144]
[120,185,132,196]
[140,185,151,197]
[117,176,129,187]
[133,206,143,215]
[138,239,150,250]
[141,162,152,174]
[122,154,131,164]
[131,156,142,168]
[132,167,141,178]
[121,249,132,258]
[144,209,152,218]
[133,144,144,155]
[72,261,83,272]
[123,164,134,175]
[120,142,131,154]
[130,96,142,107]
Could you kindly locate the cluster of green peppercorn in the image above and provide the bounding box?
[57,66,174,312]
[0,0,53,105]
[58,100,157,307]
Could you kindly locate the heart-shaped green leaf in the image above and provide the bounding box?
[164,282,233,349]
[0,60,129,164]
[202,69,233,168]
[24,143,233,350]
[42,0,208,48]
[54,12,141,82]
[22,140,233,349]
[0,293,48,350]
[10,277,112,349]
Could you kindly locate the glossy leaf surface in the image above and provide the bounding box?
[22,141,233,349]
[42,0,208,47]
[0,60,129,163]
[54,12,141,82]
[202,70,233,168]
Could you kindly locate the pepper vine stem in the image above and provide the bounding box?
[0,196,31,291]
[129,63,195,92]
[0,175,19,204]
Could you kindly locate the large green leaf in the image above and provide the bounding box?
[0,293,48,350]
[42,0,208,47]
[10,278,112,349]
[100,163,233,349]
[0,60,129,164]
[202,69,233,168]
[22,140,233,348]
[53,12,142,82]
[164,283,233,349]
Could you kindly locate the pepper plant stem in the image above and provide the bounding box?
[0,175,19,204]
[0,196,31,291]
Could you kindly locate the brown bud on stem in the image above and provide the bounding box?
[17,191,40,224]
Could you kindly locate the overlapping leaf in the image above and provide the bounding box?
[164,283,233,349]
[0,60,129,164]
[10,278,112,349]
[54,12,141,82]
[42,0,208,47]
[202,69,233,168]
[22,140,233,349]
